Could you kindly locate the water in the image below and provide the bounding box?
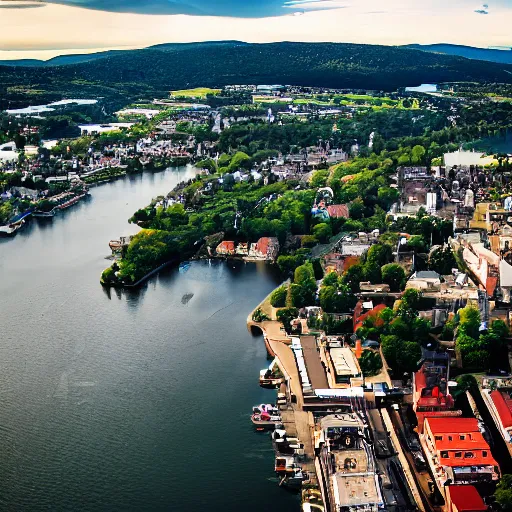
[0,167,297,511]
[5,99,97,115]
[404,84,437,93]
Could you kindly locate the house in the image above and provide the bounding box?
[421,417,499,492]
[235,242,249,256]
[326,204,350,219]
[481,378,512,451]
[248,237,279,261]
[406,271,442,292]
[216,241,236,256]
[446,485,487,512]
[413,348,459,432]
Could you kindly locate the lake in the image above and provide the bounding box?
[0,167,297,511]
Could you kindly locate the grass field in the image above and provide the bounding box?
[170,87,221,98]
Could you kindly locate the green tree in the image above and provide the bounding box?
[312,222,332,243]
[429,246,456,275]
[349,198,365,220]
[270,285,287,308]
[381,263,406,292]
[341,263,365,293]
[359,350,383,377]
[411,145,426,164]
[495,474,512,512]
[381,335,421,376]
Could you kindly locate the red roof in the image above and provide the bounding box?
[217,241,235,253]
[354,303,387,333]
[486,276,498,298]
[448,485,487,512]
[327,204,349,219]
[491,390,512,428]
[425,417,480,434]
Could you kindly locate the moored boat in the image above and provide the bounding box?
[251,410,282,429]
[301,487,324,512]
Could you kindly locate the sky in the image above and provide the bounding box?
[0,0,511,60]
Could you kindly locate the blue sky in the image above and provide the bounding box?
[0,0,511,59]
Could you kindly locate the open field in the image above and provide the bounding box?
[170,87,221,98]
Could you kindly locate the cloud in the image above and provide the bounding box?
[3,0,340,16]
[0,0,45,7]
[474,3,489,14]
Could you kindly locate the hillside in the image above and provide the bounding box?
[2,41,512,110]
[404,43,512,65]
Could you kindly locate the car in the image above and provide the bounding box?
[413,452,426,470]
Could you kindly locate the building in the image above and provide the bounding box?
[421,417,499,493]
[481,377,512,451]
[446,485,487,512]
[315,414,384,512]
[327,347,362,388]
[216,241,236,256]
[413,348,459,432]
[406,271,442,292]
[326,204,350,219]
[248,237,279,261]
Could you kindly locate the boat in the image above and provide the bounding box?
[55,193,86,211]
[301,488,324,512]
[33,209,56,218]
[252,403,279,415]
[251,411,282,429]
[272,428,304,455]
[259,359,284,388]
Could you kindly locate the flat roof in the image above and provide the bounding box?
[329,347,361,376]
[332,473,382,509]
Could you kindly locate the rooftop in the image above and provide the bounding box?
[426,417,480,434]
[329,348,361,376]
[448,485,487,512]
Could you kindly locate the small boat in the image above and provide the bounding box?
[302,488,325,512]
[275,455,301,474]
[33,210,56,218]
[272,429,304,455]
[259,358,284,388]
[251,411,282,429]
[252,403,279,415]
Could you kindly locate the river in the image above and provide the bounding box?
[0,167,298,511]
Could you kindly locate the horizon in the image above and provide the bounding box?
[0,0,511,60]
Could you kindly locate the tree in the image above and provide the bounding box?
[381,263,406,292]
[495,474,512,512]
[349,198,365,220]
[381,335,421,376]
[359,350,383,377]
[458,305,481,339]
[312,222,332,243]
[429,246,456,275]
[14,133,26,150]
[411,145,426,164]
[341,263,365,293]
[322,271,339,287]
[270,285,287,308]
[228,151,251,171]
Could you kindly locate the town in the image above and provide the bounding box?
[3,78,512,512]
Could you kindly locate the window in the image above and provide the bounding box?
[435,436,443,441]
[448,436,453,441]
[460,435,465,440]
[464,452,475,459]
[441,451,449,459]
[455,452,462,458]
[483,451,488,457]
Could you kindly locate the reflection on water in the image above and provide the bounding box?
[0,168,296,511]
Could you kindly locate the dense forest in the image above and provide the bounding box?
[2,41,512,110]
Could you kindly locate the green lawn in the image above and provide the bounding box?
[170,87,221,98]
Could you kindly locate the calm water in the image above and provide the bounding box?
[0,167,297,511]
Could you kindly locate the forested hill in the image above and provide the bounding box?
[2,41,512,108]
[404,43,512,65]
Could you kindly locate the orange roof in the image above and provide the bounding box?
[426,417,480,434]
[327,204,349,219]
[448,485,487,512]
[217,241,235,253]
[435,436,490,450]
[441,454,497,468]
[353,303,387,333]
[491,390,512,429]
[486,276,498,298]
